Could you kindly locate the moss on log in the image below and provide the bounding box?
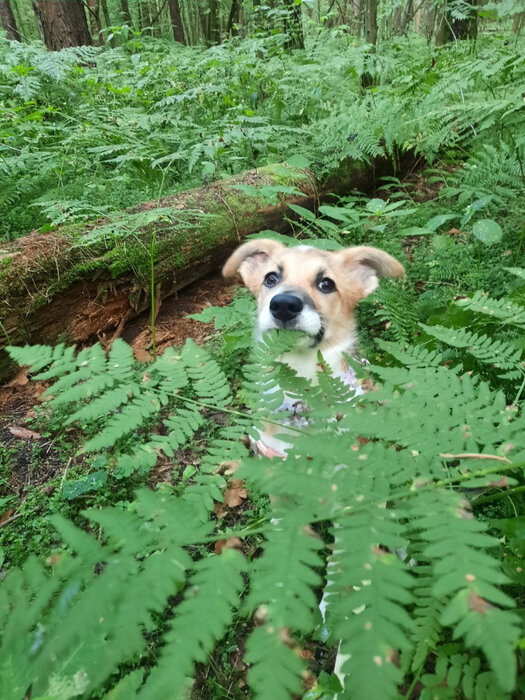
[0,157,406,375]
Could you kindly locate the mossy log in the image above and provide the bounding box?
[0,157,406,375]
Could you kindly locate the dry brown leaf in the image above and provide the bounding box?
[218,459,241,475]
[223,479,248,508]
[132,342,152,363]
[214,537,243,555]
[302,670,318,691]
[213,502,228,519]
[9,426,41,440]
[6,366,30,387]
[35,384,49,401]
[0,508,15,525]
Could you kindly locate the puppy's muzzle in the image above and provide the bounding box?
[270,293,304,323]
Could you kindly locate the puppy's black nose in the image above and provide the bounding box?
[270,294,304,322]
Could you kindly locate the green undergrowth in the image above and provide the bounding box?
[1,29,523,239]
[1,19,525,700]
[1,155,525,696]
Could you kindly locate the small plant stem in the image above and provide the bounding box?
[174,392,310,436]
[404,664,424,699]
[512,371,525,405]
[0,320,12,345]
[150,228,157,361]
[472,484,525,507]
[149,166,169,361]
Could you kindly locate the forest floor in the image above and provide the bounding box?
[0,273,235,527]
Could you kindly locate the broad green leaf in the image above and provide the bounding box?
[365,198,387,214]
[472,219,503,245]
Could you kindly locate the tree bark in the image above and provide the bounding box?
[361,0,377,87]
[167,0,185,42]
[512,12,524,36]
[0,155,412,376]
[436,0,477,43]
[86,0,103,43]
[120,0,132,26]
[32,0,92,49]
[100,0,111,28]
[207,0,220,43]
[0,0,21,40]
[363,0,377,46]
[226,0,240,35]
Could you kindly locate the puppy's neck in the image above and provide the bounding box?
[280,333,358,383]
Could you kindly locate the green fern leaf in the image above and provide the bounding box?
[139,549,246,699]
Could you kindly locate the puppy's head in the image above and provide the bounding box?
[223,239,404,348]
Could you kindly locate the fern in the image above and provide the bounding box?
[138,550,246,699]
[245,514,323,699]
[376,338,446,369]
[327,506,414,699]
[420,323,523,376]
[455,291,525,329]
[4,320,525,698]
[373,282,420,344]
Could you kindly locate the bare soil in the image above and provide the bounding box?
[122,273,236,359]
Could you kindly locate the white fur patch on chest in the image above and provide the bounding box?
[252,344,366,458]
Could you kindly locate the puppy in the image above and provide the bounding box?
[224,238,405,692]
[223,238,404,456]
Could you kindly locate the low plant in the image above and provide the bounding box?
[2,308,524,698]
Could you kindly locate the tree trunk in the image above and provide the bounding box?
[86,0,103,43]
[0,0,21,40]
[100,0,111,27]
[363,0,377,46]
[436,0,477,43]
[167,0,185,42]
[120,0,132,26]
[144,0,154,31]
[512,12,524,36]
[0,155,413,377]
[32,0,92,49]
[361,0,377,87]
[399,0,413,34]
[226,0,240,35]
[207,0,220,43]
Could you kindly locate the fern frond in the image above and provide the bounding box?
[455,291,525,330]
[244,513,324,699]
[327,507,414,700]
[420,323,522,374]
[139,550,246,699]
[182,339,231,407]
[376,338,445,369]
[375,283,419,344]
[81,391,162,453]
[409,490,520,692]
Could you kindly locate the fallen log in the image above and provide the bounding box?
[0,157,408,377]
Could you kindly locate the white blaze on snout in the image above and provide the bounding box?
[257,295,322,336]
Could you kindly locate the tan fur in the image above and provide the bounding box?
[223,239,404,375]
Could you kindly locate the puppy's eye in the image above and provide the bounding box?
[318,277,336,293]
[264,271,280,288]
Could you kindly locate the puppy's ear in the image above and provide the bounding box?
[223,238,284,292]
[337,246,404,297]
